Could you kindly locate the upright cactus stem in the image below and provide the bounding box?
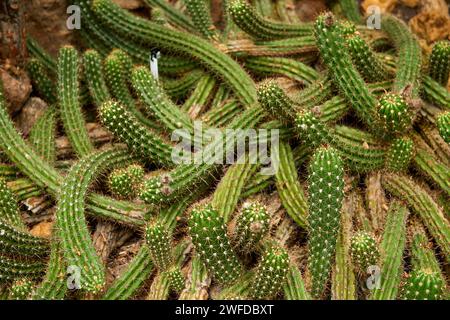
[378,93,412,136]
[145,221,172,271]
[184,0,217,39]
[350,231,379,273]
[428,40,450,86]
[108,168,135,199]
[402,269,445,300]
[307,146,344,298]
[232,202,270,253]
[386,137,414,171]
[251,245,290,299]
[188,205,242,284]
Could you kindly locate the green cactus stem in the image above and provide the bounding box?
[203,100,241,128]
[0,255,45,281]
[232,202,270,253]
[0,220,49,257]
[57,46,94,157]
[402,269,445,300]
[369,202,408,300]
[437,112,450,144]
[307,146,345,298]
[26,59,57,104]
[142,0,197,33]
[83,49,111,108]
[422,76,450,109]
[428,40,450,86]
[378,93,412,136]
[181,74,217,117]
[382,173,450,263]
[413,149,450,196]
[108,168,135,199]
[179,255,210,300]
[184,0,217,39]
[145,220,172,271]
[350,231,379,273]
[188,205,242,284]
[339,0,362,23]
[386,137,414,171]
[283,265,311,300]
[162,70,204,100]
[167,265,185,294]
[0,178,26,230]
[228,0,312,40]
[8,278,34,300]
[29,107,57,165]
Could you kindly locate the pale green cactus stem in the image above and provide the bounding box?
[307,146,345,298]
[188,205,242,284]
[422,76,450,109]
[29,107,57,165]
[181,74,217,117]
[179,255,210,300]
[83,49,111,107]
[413,149,450,197]
[369,202,408,300]
[142,0,197,33]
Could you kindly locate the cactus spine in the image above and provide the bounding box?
[307,146,344,298]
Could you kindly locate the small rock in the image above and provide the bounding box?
[30,221,53,238]
[15,97,48,135]
[0,68,32,114]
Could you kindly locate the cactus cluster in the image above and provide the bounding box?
[0,0,448,301]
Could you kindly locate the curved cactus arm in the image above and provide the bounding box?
[203,100,242,128]
[0,220,49,257]
[0,178,26,230]
[26,36,57,74]
[307,146,345,299]
[162,69,205,100]
[102,245,154,300]
[182,74,217,117]
[211,153,258,222]
[369,202,408,300]
[339,0,362,24]
[56,148,136,294]
[83,49,111,107]
[274,141,308,229]
[283,265,311,300]
[228,0,312,40]
[98,100,174,167]
[381,15,422,97]
[314,13,379,131]
[382,173,450,263]
[215,271,254,300]
[29,107,57,165]
[26,59,57,104]
[428,40,450,86]
[413,149,450,197]
[183,0,218,39]
[32,233,67,300]
[92,0,258,109]
[57,46,94,157]
[0,255,45,281]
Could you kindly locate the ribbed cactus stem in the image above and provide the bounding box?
[402,269,445,300]
[0,178,26,230]
[350,231,379,273]
[108,168,135,199]
[184,0,217,39]
[8,278,34,300]
[188,205,242,284]
[378,93,412,136]
[233,202,270,252]
[386,137,414,171]
[145,220,173,271]
[307,146,344,298]
[251,245,290,299]
[428,40,450,86]
[437,112,450,144]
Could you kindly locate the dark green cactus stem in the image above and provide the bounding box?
[0,255,45,281]
[245,56,319,84]
[8,278,34,300]
[251,245,290,299]
[228,0,312,40]
[402,269,445,300]
[382,173,450,263]
[378,93,412,136]
[339,0,362,23]
[33,236,67,300]
[307,146,344,298]
[211,154,258,221]
[26,59,57,104]
[283,265,311,300]
[0,220,49,257]
[274,141,308,228]
[83,49,111,107]
[92,0,258,109]
[98,100,174,167]
[56,148,136,293]
[0,178,26,230]
[386,137,414,171]
[108,168,134,199]
[315,14,379,131]
[381,15,422,97]
[26,36,57,74]
[126,164,144,185]
[29,107,57,164]
[1,79,147,227]
[167,265,185,294]
[57,46,94,157]
[422,76,450,109]
[346,34,390,82]
[131,66,195,134]
[413,149,450,196]
[437,112,450,144]
[428,40,450,86]
[233,202,270,253]
[142,0,197,33]
[145,220,172,271]
[188,205,242,284]
[369,202,408,300]
[102,245,154,300]
[184,0,217,39]
[350,231,379,273]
